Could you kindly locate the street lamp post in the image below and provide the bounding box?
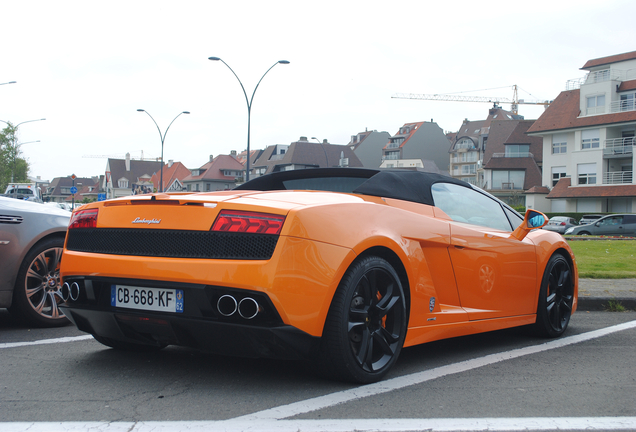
[0,118,46,182]
[137,110,190,193]
[208,57,290,182]
[311,137,330,167]
[0,81,17,86]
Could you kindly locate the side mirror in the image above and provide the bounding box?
[595,222,601,227]
[511,209,548,241]
[527,211,546,228]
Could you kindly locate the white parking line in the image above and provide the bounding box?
[0,334,93,349]
[2,320,636,432]
[235,320,636,421]
[3,417,636,431]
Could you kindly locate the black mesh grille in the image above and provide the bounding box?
[66,228,279,260]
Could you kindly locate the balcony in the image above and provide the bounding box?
[565,68,636,90]
[382,154,399,161]
[604,137,634,157]
[603,171,633,184]
[492,152,534,158]
[451,155,479,163]
[609,99,636,114]
[387,143,400,149]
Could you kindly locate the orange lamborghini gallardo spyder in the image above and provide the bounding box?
[60,168,577,383]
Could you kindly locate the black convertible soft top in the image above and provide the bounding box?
[235,168,471,207]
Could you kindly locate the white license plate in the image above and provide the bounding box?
[111,285,184,313]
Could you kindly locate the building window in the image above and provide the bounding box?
[118,179,128,188]
[551,167,566,186]
[195,184,200,191]
[586,95,605,115]
[504,144,530,157]
[461,152,478,162]
[455,138,475,150]
[552,133,567,154]
[620,93,635,111]
[581,129,600,150]
[206,183,211,191]
[577,163,597,185]
[461,164,476,175]
[491,170,525,190]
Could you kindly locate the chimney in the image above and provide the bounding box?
[125,153,131,171]
[230,150,237,156]
[168,160,174,168]
[299,136,308,141]
[210,155,214,162]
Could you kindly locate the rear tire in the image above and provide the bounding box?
[318,256,407,383]
[534,254,574,338]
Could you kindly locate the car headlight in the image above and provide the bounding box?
[565,228,574,234]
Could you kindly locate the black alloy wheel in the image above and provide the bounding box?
[534,254,574,337]
[319,256,407,383]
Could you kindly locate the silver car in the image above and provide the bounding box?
[543,216,578,234]
[565,214,636,236]
[0,197,71,326]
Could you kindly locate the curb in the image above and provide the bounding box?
[577,297,636,312]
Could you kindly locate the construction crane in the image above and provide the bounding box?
[392,85,551,115]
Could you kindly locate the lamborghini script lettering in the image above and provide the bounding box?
[132,217,161,225]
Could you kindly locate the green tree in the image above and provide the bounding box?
[0,122,30,192]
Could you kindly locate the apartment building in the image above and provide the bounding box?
[348,129,391,168]
[448,107,526,185]
[251,137,363,177]
[527,50,636,213]
[182,154,245,192]
[381,121,451,173]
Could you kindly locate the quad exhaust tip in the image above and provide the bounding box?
[216,294,260,319]
[61,282,81,302]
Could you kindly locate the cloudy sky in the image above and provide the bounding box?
[2,0,635,182]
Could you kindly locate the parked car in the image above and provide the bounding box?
[0,197,71,326]
[44,202,72,212]
[579,214,604,225]
[543,216,579,234]
[59,168,578,383]
[566,214,636,236]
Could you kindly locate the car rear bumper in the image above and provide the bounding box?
[60,304,320,360]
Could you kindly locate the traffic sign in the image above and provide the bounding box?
[98,194,106,201]
[70,186,78,194]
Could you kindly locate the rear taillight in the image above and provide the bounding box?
[211,210,285,235]
[560,222,566,226]
[69,209,98,229]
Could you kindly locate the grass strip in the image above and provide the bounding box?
[566,239,636,279]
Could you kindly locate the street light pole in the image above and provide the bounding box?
[208,57,290,182]
[137,110,190,193]
[0,81,17,86]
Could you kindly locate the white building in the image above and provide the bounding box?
[527,50,636,213]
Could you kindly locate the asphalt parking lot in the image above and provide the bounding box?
[1,304,636,431]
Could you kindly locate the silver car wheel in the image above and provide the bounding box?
[25,246,65,319]
[10,236,69,327]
